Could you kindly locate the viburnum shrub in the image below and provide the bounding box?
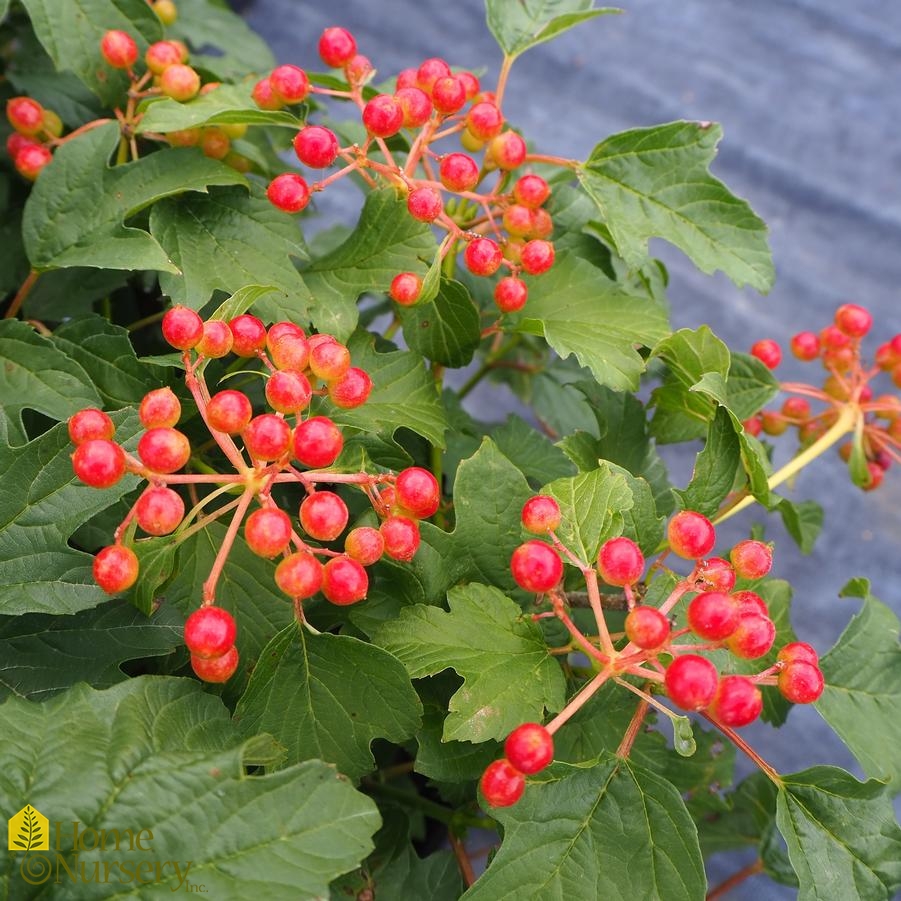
[1,2,899,900]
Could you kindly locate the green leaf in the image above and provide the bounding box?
[51,316,162,409]
[676,406,742,517]
[375,846,465,901]
[0,415,142,616]
[150,184,311,314]
[607,463,666,555]
[138,84,301,134]
[486,0,620,59]
[579,120,774,291]
[0,319,100,440]
[723,352,781,419]
[23,123,245,273]
[0,600,182,700]
[331,331,447,449]
[414,708,499,783]
[21,267,130,321]
[235,625,422,781]
[775,497,824,554]
[0,0,10,21]
[373,583,566,743]
[463,755,706,900]
[399,278,481,367]
[171,0,275,81]
[776,766,901,900]
[205,283,280,322]
[304,188,437,340]
[816,585,901,786]
[545,463,633,563]
[491,415,576,485]
[517,252,670,390]
[0,678,381,898]
[20,0,162,105]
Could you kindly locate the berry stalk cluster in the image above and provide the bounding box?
[69,307,439,683]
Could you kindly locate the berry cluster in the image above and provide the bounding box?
[69,306,439,682]
[262,26,557,314]
[745,303,901,491]
[479,501,824,809]
[5,96,65,180]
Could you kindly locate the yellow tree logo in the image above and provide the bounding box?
[8,806,49,852]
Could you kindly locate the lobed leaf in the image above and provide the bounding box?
[399,278,481,368]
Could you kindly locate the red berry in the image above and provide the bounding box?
[267,321,305,346]
[687,591,739,641]
[294,125,340,168]
[466,101,504,140]
[162,306,203,350]
[7,133,37,158]
[505,723,553,774]
[160,64,201,102]
[380,515,421,561]
[68,408,114,445]
[457,71,480,99]
[184,606,237,658]
[207,390,253,434]
[309,340,351,381]
[244,414,292,461]
[494,276,528,313]
[781,396,811,421]
[521,496,561,534]
[488,131,527,170]
[318,26,357,68]
[834,303,872,338]
[778,642,819,666]
[269,334,310,371]
[275,551,324,599]
[597,537,644,587]
[196,319,233,358]
[245,507,292,558]
[750,339,782,369]
[407,186,443,222]
[761,411,788,436]
[733,590,769,617]
[135,486,185,536]
[362,95,404,138]
[742,416,762,437]
[139,387,181,429]
[439,153,480,192]
[265,370,312,414]
[503,204,535,238]
[431,75,467,115]
[389,272,423,305]
[665,654,719,711]
[294,416,344,468]
[513,174,551,208]
[7,97,44,135]
[395,467,440,518]
[345,526,385,566]
[191,645,239,683]
[790,331,821,361]
[394,86,433,127]
[100,30,139,69]
[93,545,139,594]
[72,439,126,488]
[14,142,52,181]
[696,556,736,593]
[875,342,898,371]
[480,759,525,808]
[328,367,372,409]
[464,237,503,276]
[730,540,773,580]
[269,64,309,104]
[229,314,267,357]
[345,54,373,85]
[267,173,311,214]
[726,612,776,659]
[321,555,369,605]
[416,57,451,92]
[778,661,824,704]
[624,606,671,649]
[300,491,349,542]
[708,676,762,727]
[820,324,850,350]
[510,540,563,593]
[252,77,283,110]
[146,41,182,76]
[668,511,716,559]
[520,239,555,275]
[138,427,190,474]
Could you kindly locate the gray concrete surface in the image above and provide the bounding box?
[243,2,901,896]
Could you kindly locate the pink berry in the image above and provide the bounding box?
[68,408,114,445]
[135,486,185,536]
[415,57,451,92]
[184,606,237,658]
[245,507,292,558]
[229,314,267,357]
[162,306,203,350]
[380,516,421,561]
[138,427,191,474]
[389,272,423,306]
[145,41,182,76]
[275,551,324,599]
[294,416,344,468]
[834,303,872,338]
[321,555,369,605]
[687,591,739,641]
[513,174,551,208]
[439,153,480,192]
[520,239,555,275]
[100,30,139,69]
[668,511,716,559]
[407,187,443,222]
[328,367,372,409]
[207,390,253,434]
[243,414,292,461]
[624,606,671,649]
[708,676,762,727]
[300,491,349,542]
[269,64,309,104]
[294,125,339,168]
[267,173,311,213]
[778,661,825,704]
[726,612,776,659]
[362,95,404,138]
[597,537,644,587]
[431,75,467,115]
[665,655,719,711]
[521,496,561,534]
[252,77,283,110]
[345,527,385,566]
[696,556,736,592]
[730,540,773,580]
[139,387,181,429]
[395,87,433,128]
[750,339,781,369]
[790,331,821,361]
[265,370,312,414]
[269,334,310,371]
[505,723,553,774]
[510,541,563,593]
[464,237,503,276]
[7,97,44,135]
[191,645,239,683]
[159,64,201,102]
[309,339,351,381]
[480,759,525,808]
[318,26,357,68]
[466,101,503,140]
[196,319,233,358]
[494,276,528,313]
[395,467,440,518]
[733,589,769,616]
[777,641,819,666]
[488,131,527,170]
[72,439,126,488]
[93,545,139,594]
